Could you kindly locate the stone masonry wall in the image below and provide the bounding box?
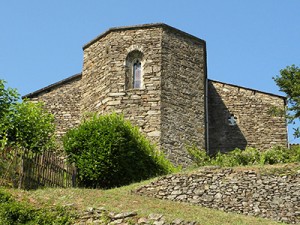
[81,26,163,145]
[136,165,300,224]
[208,80,287,154]
[24,24,288,166]
[25,75,82,139]
[161,28,206,165]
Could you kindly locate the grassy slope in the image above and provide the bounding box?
[5,164,294,225]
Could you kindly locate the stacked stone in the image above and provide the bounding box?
[160,27,206,166]
[81,24,206,166]
[208,80,287,154]
[24,74,82,140]
[24,23,288,166]
[81,26,163,147]
[136,165,300,224]
[74,207,198,225]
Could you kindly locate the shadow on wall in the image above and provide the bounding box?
[208,81,247,155]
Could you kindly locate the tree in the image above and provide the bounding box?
[0,79,55,152]
[0,80,19,149]
[273,64,300,137]
[7,100,56,152]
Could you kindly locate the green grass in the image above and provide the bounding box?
[4,166,291,225]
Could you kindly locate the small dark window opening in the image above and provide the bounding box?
[228,114,237,126]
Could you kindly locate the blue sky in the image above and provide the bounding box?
[1,0,300,142]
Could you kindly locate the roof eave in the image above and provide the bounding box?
[22,73,82,99]
[208,79,286,100]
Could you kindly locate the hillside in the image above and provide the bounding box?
[3,165,295,224]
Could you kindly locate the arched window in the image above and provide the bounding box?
[125,50,143,89]
[133,59,142,88]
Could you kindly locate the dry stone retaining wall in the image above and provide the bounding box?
[136,165,300,224]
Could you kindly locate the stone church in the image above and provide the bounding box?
[24,23,287,165]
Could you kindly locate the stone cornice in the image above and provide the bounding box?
[82,23,206,50]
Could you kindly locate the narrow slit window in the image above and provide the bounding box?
[125,50,143,90]
[133,60,142,89]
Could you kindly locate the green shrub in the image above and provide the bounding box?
[0,201,35,225]
[239,147,261,165]
[0,189,73,225]
[289,145,300,162]
[209,148,260,167]
[0,79,56,153]
[63,113,176,188]
[6,100,56,153]
[0,189,12,203]
[186,145,210,166]
[266,145,300,164]
[211,150,241,167]
[188,145,299,167]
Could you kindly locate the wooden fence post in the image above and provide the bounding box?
[18,151,24,189]
[72,163,77,187]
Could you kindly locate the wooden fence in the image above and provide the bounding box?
[0,149,77,189]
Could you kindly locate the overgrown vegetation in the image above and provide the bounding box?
[0,79,56,187]
[187,145,300,167]
[6,101,56,153]
[0,80,56,152]
[0,189,74,225]
[63,113,176,189]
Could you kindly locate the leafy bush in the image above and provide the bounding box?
[63,113,176,188]
[259,146,300,165]
[0,80,56,187]
[8,101,55,152]
[260,146,290,165]
[0,80,56,152]
[209,148,260,167]
[289,145,300,162]
[187,145,299,167]
[0,189,73,225]
[239,147,261,165]
[187,145,210,166]
[6,100,56,153]
[0,189,12,203]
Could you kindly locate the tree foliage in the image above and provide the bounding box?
[0,79,55,152]
[0,80,19,149]
[63,113,176,188]
[273,64,300,137]
[7,100,56,152]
